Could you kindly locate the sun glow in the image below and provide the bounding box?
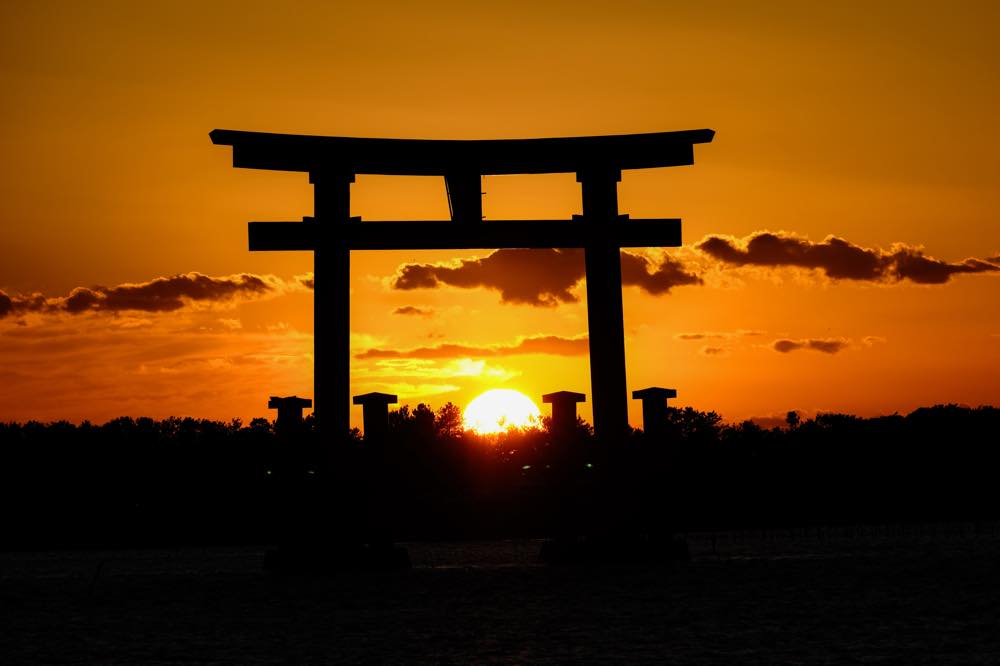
[463,389,542,434]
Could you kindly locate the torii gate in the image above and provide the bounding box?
[210,129,714,439]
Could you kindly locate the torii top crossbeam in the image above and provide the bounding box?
[209,129,714,175]
[211,128,714,439]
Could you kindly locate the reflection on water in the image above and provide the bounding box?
[4,523,1000,663]
[3,521,1000,577]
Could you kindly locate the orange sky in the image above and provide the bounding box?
[1,1,998,427]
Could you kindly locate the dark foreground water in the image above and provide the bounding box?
[4,524,1000,663]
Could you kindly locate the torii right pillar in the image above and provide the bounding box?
[632,387,677,439]
[579,169,629,439]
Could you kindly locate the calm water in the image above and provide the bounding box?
[3,524,1000,663]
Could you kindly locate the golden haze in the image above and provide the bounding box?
[1,1,998,426]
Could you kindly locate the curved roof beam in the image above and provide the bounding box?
[209,128,715,176]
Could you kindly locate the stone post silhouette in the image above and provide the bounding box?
[353,392,398,444]
[268,395,312,435]
[543,391,587,440]
[631,387,677,438]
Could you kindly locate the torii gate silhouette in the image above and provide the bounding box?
[210,128,714,439]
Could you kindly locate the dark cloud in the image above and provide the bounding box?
[890,251,998,284]
[772,338,849,354]
[297,273,315,290]
[809,339,848,353]
[356,334,588,360]
[65,273,273,314]
[676,332,725,340]
[393,305,434,317]
[698,233,880,280]
[0,273,277,319]
[391,249,584,306]
[700,346,728,356]
[697,232,1000,284]
[391,249,699,306]
[676,330,764,341]
[620,252,702,294]
[387,234,995,306]
[773,340,802,353]
[0,291,47,319]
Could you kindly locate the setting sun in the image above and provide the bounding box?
[463,389,542,435]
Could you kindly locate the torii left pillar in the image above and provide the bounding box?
[312,171,354,434]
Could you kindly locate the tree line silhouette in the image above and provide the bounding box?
[1,404,998,549]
